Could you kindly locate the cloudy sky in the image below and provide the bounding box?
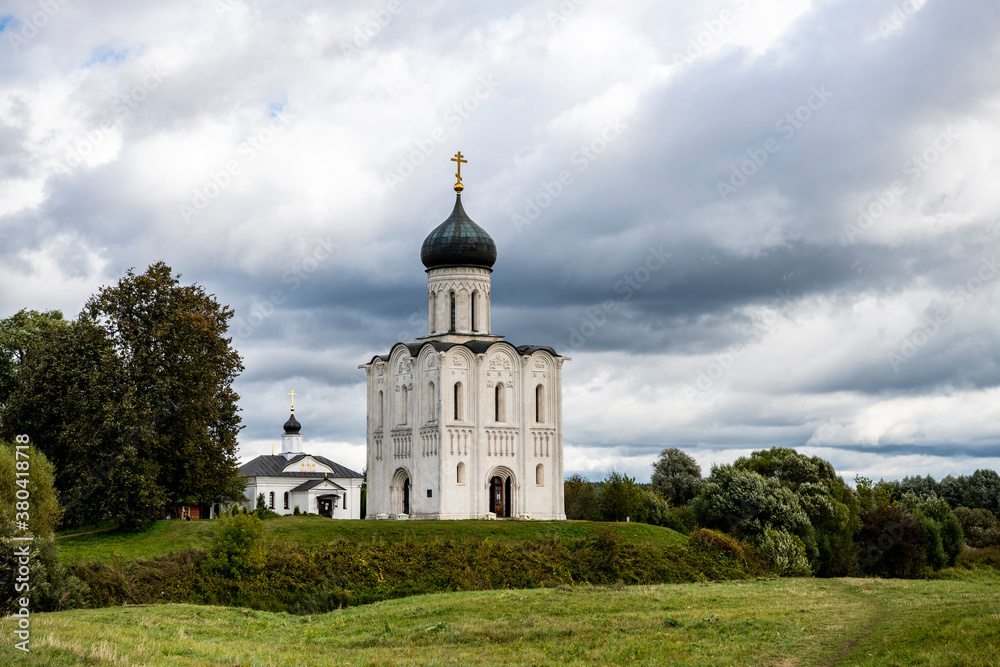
[2,0,1000,484]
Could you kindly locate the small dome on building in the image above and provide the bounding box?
[421,195,497,271]
[283,412,301,434]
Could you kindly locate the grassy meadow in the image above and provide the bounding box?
[3,575,999,666]
[56,515,687,563]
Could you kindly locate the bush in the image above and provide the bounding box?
[564,474,600,520]
[754,528,811,576]
[668,504,699,534]
[0,537,88,613]
[203,513,265,580]
[293,506,300,516]
[598,470,642,522]
[688,528,752,561]
[954,507,1000,548]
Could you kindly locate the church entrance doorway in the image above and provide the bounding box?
[318,496,334,518]
[402,478,410,515]
[489,475,511,517]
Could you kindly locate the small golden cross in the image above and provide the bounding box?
[451,151,467,192]
[288,389,297,411]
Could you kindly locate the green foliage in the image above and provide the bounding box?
[693,464,817,567]
[940,470,1000,516]
[0,537,88,613]
[256,493,267,513]
[734,447,859,576]
[0,309,67,409]
[954,507,1000,548]
[71,529,766,613]
[598,470,643,522]
[293,505,300,515]
[204,513,265,580]
[81,262,244,508]
[855,478,925,577]
[899,474,941,500]
[564,474,600,520]
[753,528,811,577]
[0,442,62,538]
[650,447,704,505]
[900,494,963,568]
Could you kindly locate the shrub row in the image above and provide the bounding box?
[69,529,769,614]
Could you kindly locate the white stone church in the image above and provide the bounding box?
[239,405,363,518]
[360,155,568,520]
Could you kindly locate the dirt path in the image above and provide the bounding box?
[56,527,115,539]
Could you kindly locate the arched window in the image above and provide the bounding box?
[429,291,437,332]
[536,463,544,486]
[268,492,275,509]
[454,382,463,421]
[457,461,465,485]
[450,291,457,331]
[427,382,435,421]
[377,390,384,428]
[471,291,477,332]
[400,385,408,425]
[283,492,289,509]
[535,384,544,423]
[495,384,505,423]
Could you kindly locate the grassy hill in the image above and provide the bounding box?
[57,515,687,563]
[5,575,998,666]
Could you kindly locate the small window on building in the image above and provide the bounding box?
[450,291,456,331]
[471,291,477,332]
[427,489,433,498]
[454,382,463,421]
[535,384,544,423]
[495,384,505,422]
[401,385,408,425]
[269,492,275,509]
[457,461,465,485]
[377,390,384,428]
[428,382,435,421]
[283,492,289,510]
[536,463,544,486]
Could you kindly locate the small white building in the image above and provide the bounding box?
[360,161,568,520]
[239,409,363,518]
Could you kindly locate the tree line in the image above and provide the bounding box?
[0,263,245,529]
[565,447,1000,577]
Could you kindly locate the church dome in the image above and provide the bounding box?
[421,195,497,271]
[283,412,301,435]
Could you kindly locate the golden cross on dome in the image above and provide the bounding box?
[451,151,467,193]
[288,389,297,412]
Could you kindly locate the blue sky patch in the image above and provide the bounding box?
[85,45,129,66]
[0,15,17,33]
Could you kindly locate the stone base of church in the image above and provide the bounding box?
[366,512,567,521]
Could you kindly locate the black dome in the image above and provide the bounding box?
[421,195,497,270]
[283,413,301,434]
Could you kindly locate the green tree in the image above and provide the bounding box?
[598,470,643,522]
[564,474,600,520]
[733,447,860,576]
[650,447,704,505]
[693,464,817,565]
[0,309,67,409]
[81,262,245,508]
[0,442,62,538]
[953,507,1000,548]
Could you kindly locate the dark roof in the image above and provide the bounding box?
[283,412,301,434]
[239,454,362,479]
[290,479,346,493]
[363,341,564,366]
[420,195,497,271]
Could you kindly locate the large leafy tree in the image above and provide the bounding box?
[0,309,68,408]
[564,474,600,520]
[650,447,704,505]
[1,263,244,528]
[732,447,860,576]
[81,262,244,506]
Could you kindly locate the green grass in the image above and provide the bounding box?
[57,515,687,563]
[4,575,998,665]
